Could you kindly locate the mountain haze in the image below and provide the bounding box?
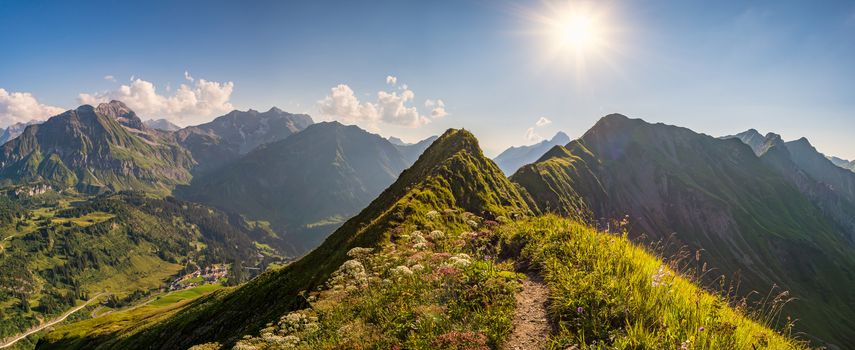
[494,131,570,175]
[828,155,855,172]
[175,107,312,174]
[0,120,42,145]
[177,122,427,254]
[143,118,181,132]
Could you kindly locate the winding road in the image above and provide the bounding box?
[0,293,105,349]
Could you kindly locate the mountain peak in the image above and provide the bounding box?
[267,106,284,113]
[95,100,146,130]
[550,131,571,144]
[793,136,812,147]
[587,113,643,135]
[144,118,181,132]
[388,136,407,145]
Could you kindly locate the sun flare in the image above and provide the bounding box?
[522,1,618,75]
[554,13,599,52]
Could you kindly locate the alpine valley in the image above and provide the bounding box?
[0,103,852,350]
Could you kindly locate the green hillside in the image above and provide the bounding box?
[512,114,855,347]
[37,128,534,349]
[0,192,273,348]
[39,128,806,350]
[177,122,435,255]
[0,102,194,195]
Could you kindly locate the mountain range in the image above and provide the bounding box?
[0,120,42,145]
[493,131,570,175]
[0,101,194,194]
[0,102,850,348]
[828,155,855,172]
[174,107,313,174]
[512,115,855,346]
[38,128,535,349]
[176,122,436,255]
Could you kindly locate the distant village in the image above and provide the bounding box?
[169,264,229,291]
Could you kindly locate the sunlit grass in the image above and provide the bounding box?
[499,215,807,349]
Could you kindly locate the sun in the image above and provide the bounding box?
[520,1,618,75]
[555,14,599,52]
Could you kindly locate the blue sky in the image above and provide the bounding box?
[1,0,854,158]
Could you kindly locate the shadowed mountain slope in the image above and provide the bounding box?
[176,122,426,255]
[513,114,855,347]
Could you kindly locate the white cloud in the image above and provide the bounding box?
[525,127,543,142]
[104,75,117,83]
[0,88,64,127]
[535,116,552,127]
[425,99,448,119]
[317,84,379,126]
[184,71,194,82]
[318,80,447,129]
[79,73,234,123]
[525,117,553,142]
[386,75,397,85]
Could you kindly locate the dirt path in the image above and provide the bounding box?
[0,293,105,349]
[503,275,551,350]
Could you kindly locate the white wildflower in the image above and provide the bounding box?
[413,242,428,250]
[411,264,425,272]
[328,260,367,289]
[426,210,439,219]
[346,247,373,258]
[429,230,445,241]
[392,265,414,277]
[448,253,472,267]
[410,231,427,244]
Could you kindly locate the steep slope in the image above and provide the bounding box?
[494,131,570,175]
[175,107,312,173]
[513,114,855,347]
[726,130,855,204]
[727,131,855,241]
[0,120,41,145]
[0,102,194,194]
[39,128,534,349]
[784,137,855,203]
[176,122,422,255]
[143,118,180,132]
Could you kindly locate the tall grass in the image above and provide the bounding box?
[499,215,808,350]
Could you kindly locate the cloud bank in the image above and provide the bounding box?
[318,77,448,129]
[0,88,64,127]
[79,73,234,123]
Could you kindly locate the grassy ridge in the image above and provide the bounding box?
[193,215,806,350]
[502,216,805,349]
[38,128,535,349]
[40,127,809,350]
